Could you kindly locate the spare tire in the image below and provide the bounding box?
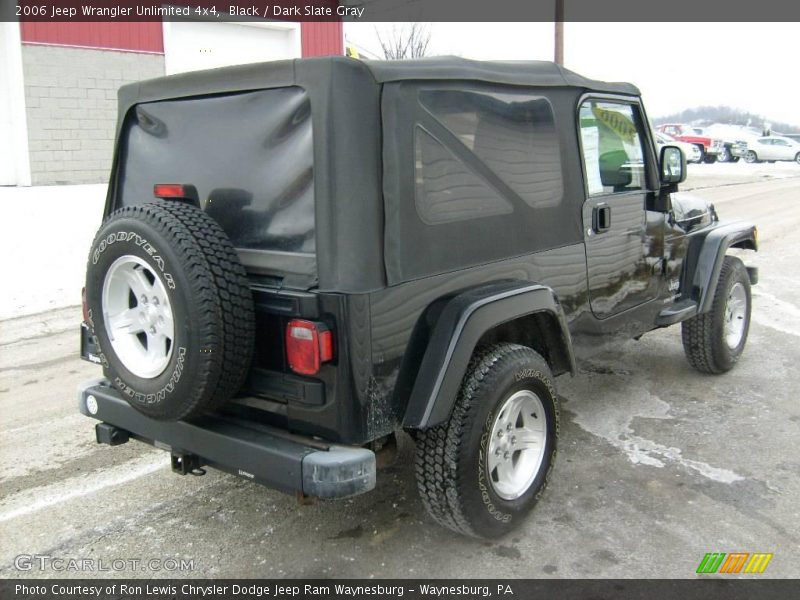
[85,201,255,420]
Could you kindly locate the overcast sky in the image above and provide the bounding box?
[344,22,799,126]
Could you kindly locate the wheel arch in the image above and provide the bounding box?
[685,222,758,315]
[400,280,575,430]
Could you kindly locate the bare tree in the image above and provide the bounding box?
[375,24,431,60]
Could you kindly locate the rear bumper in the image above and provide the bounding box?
[77,379,376,499]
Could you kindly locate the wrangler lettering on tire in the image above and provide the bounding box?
[85,201,255,420]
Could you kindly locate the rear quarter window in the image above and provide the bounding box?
[381,82,581,284]
[416,88,563,224]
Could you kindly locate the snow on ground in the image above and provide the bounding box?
[0,161,797,320]
[683,160,800,191]
[0,184,106,319]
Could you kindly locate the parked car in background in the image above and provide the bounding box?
[744,136,800,163]
[655,124,724,163]
[697,124,749,163]
[654,131,702,163]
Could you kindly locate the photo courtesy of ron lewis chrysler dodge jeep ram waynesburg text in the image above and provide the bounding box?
[77,57,757,538]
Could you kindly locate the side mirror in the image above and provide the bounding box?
[660,145,686,186]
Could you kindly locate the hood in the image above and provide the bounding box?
[671,192,716,232]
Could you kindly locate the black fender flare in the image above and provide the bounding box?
[401,280,575,430]
[688,221,757,314]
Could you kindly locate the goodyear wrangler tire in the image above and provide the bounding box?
[414,343,559,538]
[85,201,255,421]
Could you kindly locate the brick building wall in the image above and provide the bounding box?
[21,45,164,185]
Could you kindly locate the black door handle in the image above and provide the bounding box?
[593,204,611,233]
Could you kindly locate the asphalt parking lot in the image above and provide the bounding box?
[1,165,799,579]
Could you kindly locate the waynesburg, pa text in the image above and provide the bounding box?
[14,584,514,598]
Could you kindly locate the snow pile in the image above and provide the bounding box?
[0,184,106,319]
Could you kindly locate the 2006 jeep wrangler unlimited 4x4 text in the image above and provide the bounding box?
[78,57,757,538]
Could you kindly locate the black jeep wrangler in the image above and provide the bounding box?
[78,57,757,539]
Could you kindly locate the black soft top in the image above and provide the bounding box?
[116,55,639,110]
[110,57,640,293]
[362,56,639,94]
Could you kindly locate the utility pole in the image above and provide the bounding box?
[554,0,564,65]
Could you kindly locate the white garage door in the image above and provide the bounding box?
[162,21,301,75]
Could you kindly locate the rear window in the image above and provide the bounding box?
[117,87,314,254]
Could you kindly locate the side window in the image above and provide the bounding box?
[414,88,564,225]
[414,126,513,224]
[579,100,648,196]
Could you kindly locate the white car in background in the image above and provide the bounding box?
[654,131,703,163]
[744,136,800,164]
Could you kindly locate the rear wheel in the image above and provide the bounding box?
[717,147,731,162]
[85,201,255,420]
[703,154,718,164]
[682,256,751,374]
[414,343,559,538]
[796,153,800,164]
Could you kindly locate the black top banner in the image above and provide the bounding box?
[5,0,800,22]
[2,579,800,600]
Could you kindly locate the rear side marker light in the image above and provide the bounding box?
[286,319,334,376]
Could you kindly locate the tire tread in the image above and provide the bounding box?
[88,200,254,419]
[414,343,554,538]
[681,255,749,375]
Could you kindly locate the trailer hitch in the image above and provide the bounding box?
[171,451,206,476]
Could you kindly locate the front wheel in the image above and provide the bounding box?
[414,343,559,538]
[796,153,800,164]
[717,146,731,162]
[682,256,751,374]
[744,150,758,163]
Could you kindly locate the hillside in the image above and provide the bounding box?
[653,106,800,134]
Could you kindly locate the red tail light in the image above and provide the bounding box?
[81,287,90,324]
[286,319,334,376]
[154,184,189,199]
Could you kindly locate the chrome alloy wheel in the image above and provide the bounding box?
[487,389,548,500]
[724,281,747,350]
[101,255,175,379]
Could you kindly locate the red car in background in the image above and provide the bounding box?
[655,124,725,163]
